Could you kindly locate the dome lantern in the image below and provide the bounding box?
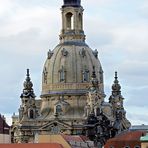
[60,0,85,43]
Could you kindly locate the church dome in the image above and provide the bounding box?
[41,0,104,98]
[41,42,104,97]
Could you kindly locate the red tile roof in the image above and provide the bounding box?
[0,143,64,148]
[109,131,146,141]
[104,131,147,148]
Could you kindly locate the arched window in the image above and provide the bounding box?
[124,146,130,148]
[29,109,34,119]
[56,105,62,114]
[78,13,82,30]
[59,66,66,82]
[82,69,89,82]
[66,12,74,30]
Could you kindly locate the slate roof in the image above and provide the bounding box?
[0,114,10,134]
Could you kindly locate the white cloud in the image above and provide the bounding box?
[0,2,60,37]
[0,0,15,16]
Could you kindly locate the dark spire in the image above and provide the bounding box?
[63,0,81,7]
[26,69,31,83]
[20,69,35,98]
[114,71,118,84]
[111,71,121,96]
[90,66,99,89]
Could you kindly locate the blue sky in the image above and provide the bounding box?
[0,0,148,125]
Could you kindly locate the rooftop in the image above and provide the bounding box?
[104,131,146,148]
[0,143,64,148]
[0,114,10,134]
[130,125,148,131]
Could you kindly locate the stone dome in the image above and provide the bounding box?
[41,42,104,97]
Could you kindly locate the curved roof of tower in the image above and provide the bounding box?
[63,0,81,7]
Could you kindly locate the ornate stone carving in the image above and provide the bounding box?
[47,49,53,59]
[43,67,48,84]
[80,48,86,58]
[90,66,99,92]
[93,49,98,59]
[99,66,103,83]
[61,48,68,56]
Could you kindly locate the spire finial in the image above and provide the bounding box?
[114,71,118,82]
[20,69,35,98]
[111,71,121,96]
[26,69,31,82]
[115,71,117,79]
[27,69,29,77]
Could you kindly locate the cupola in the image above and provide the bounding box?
[60,0,85,43]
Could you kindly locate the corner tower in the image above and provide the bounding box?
[40,0,105,134]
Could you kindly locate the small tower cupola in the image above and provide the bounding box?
[60,0,85,43]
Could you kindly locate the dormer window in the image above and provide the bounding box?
[56,105,62,114]
[59,66,66,82]
[82,69,89,82]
